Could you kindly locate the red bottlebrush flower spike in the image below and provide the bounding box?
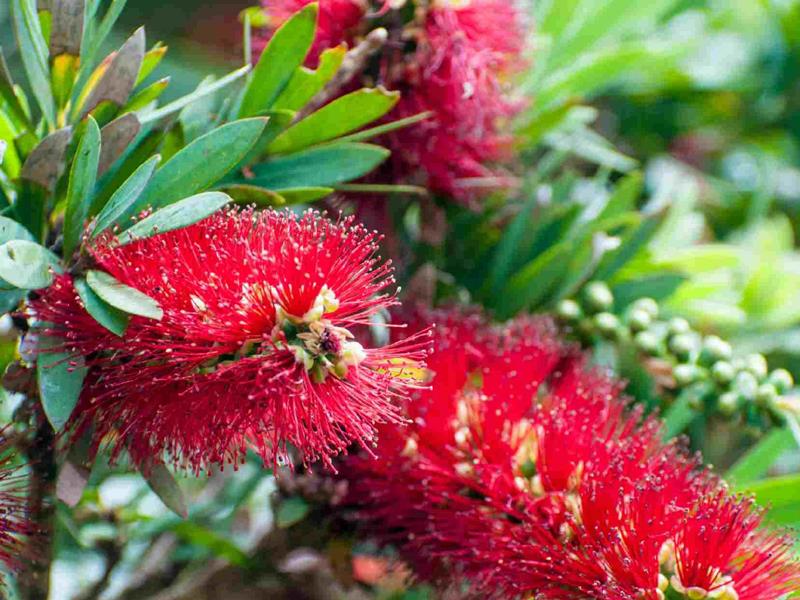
[667,490,800,600]
[386,0,526,205]
[340,308,800,599]
[258,0,527,205]
[0,430,35,586]
[32,208,430,473]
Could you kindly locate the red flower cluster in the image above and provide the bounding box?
[33,209,429,472]
[342,308,800,599]
[258,0,526,205]
[0,432,35,586]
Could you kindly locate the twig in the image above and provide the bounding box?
[17,416,56,600]
[293,28,389,122]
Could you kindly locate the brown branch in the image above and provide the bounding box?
[293,27,389,122]
[17,415,56,600]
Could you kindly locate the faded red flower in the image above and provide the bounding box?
[0,431,35,585]
[341,308,800,599]
[257,0,526,205]
[33,209,429,473]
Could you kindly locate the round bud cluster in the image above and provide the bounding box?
[556,282,795,428]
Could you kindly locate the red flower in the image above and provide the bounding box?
[341,308,800,598]
[257,0,526,205]
[386,0,526,205]
[0,431,35,585]
[257,0,366,65]
[33,209,429,472]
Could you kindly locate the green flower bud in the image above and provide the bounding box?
[711,361,736,386]
[717,391,741,417]
[667,317,691,336]
[634,331,661,356]
[556,299,583,323]
[519,459,537,479]
[699,335,732,364]
[744,353,768,380]
[673,364,699,387]
[626,308,652,332]
[593,312,620,338]
[768,369,794,394]
[734,371,759,401]
[755,383,778,407]
[583,281,614,313]
[632,297,659,319]
[669,334,697,362]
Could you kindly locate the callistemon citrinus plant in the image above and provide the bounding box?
[33,208,430,472]
[257,0,527,205]
[341,308,800,599]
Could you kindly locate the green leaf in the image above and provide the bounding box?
[0,240,59,289]
[139,65,250,125]
[74,277,129,336]
[11,0,56,127]
[333,183,427,196]
[275,187,333,204]
[222,184,286,206]
[276,496,310,528]
[498,242,572,317]
[172,522,250,567]
[123,76,169,114]
[133,118,266,213]
[597,171,643,223]
[143,463,187,518]
[336,111,433,144]
[56,426,95,506]
[239,3,317,118]
[0,215,35,244]
[726,428,795,486]
[661,386,705,440]
[268,88,400,155]
[273,45,346,112]
[118,191,231,245]
[136,43,166,86]
[594,217,659,281]
[37,337,87,430]
[63,116,101,258]
[611,273,686,309]
[735,473,800,525]
[86,269,163,320]
[248,142,389,188]
[92,154,160,236]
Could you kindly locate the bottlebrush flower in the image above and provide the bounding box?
[32,208,429,473]
[0,431,35,585]
[341,308,800,598]
[258,0,526,205]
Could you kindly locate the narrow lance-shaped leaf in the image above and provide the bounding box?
[0,215,35,244]
[272,45,346,112]
[11,0,56,127]
[143,463,188,518]
[98,113,141,177]
[63,116,101,258]
[20,127,73,192]
[86,269,163,320]
[78,26,145,119]
[74,277,129,336]
[247,142,389,189]
[56,425,95,506]
[268,88,400,155]
[92,154,160,236]
[238,3,317,118]
[117,191,231,245]
[132,118,266,213]
[139,65,250,125]
[37,336,88,430]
